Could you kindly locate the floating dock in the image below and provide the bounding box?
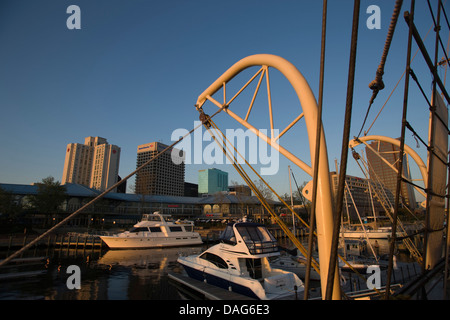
[53,233,104,248]
[168,272,255,300]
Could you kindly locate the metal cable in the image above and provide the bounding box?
[325,0,360,300]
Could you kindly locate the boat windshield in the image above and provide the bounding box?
[235,223,278,254]
[142,214,162,222]
[219,225,237,245]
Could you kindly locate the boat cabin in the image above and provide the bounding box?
[219,222,278,255]
[141,212,172,223]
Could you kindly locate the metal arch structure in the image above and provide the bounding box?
[349,135,428,200]
[195,54,340,299]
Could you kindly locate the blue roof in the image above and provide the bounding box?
[0,183,280,205]
[0,183,38,195]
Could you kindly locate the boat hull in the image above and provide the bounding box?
[100,235,203,249]
[178,256,303,300]
[181,263,260,299]
[340,231,403,239]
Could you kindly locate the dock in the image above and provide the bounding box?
[168,272,255,300]
[53,233,104,248]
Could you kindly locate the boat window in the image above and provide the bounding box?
[169,226,183,232]
[219,225,236,245]
[184,226,193,232]
[142,215,162,222]
[149,227,162,232]
[200,252,228,269]
[129,227,149,233]
[235,224,278,254]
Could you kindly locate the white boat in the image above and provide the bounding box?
[340,226,404,240]
[100,212,203,249]
[177,221,304,300]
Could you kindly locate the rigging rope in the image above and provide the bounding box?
[364,25,434,136]
[357,0,404,139]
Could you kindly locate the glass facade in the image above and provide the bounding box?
[198,168,228,194]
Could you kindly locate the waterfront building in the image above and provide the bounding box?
[0,182,281,226]
[62,136,121,192]
[135,142,185,196]
[198,168,228,195]
[366,140,417,209]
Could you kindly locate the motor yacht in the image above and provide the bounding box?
[100,212,203,249]
[177,220,304,300]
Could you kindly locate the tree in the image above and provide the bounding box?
[253,179,274,200]
[0,187,22,218]
[28,176,67,214]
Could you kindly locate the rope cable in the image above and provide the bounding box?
[357,0,404,139]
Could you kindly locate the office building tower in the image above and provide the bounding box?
[62,136,121,192]
[366,140,417,208]
[198,168,229,195]
[135,142,185,196]
[329,172,394,221]
[90,143,121,192]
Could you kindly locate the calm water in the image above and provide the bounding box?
[0,245,205,300]
[0,238,416,300]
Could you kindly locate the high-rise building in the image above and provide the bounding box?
[198,168,228,195]
[366,139,417,208]
[135,142,185,196]
[90,143,121,192]
[62,136,121,192]
[329,172,394,221]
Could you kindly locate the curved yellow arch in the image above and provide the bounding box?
[349,135,427,198]
[196,54,339,299]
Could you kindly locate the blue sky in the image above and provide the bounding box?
[0,0,448,199]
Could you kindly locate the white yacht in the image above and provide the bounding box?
[100,212,203,249]
[340,226,405,240]
[177,221,304,300]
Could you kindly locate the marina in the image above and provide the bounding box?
[0,230,423,300]
[0,0,450,303]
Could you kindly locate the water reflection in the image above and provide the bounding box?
[0,245,205,300]
[0,236,417,300]
[97,247,204,300]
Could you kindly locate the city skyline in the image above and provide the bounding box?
[0,1,446,199]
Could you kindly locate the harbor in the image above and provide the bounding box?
[0,225,424,300]
[1,0,450,303]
